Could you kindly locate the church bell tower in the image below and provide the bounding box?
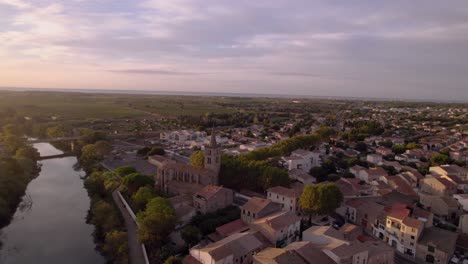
[204,128,221,184]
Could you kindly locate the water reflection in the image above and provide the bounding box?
[0,143,104,264]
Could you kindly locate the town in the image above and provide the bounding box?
[0,92,467,264]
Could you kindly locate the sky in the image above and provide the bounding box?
[1,0,468,101]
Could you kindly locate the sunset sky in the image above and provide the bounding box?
[1,0,468,100]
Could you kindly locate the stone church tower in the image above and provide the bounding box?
[204,128,221,184]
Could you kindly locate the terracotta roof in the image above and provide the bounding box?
[215,219,248,237]
[330,242,368,258]
[437,177,457,189]
[339,223,360,235]
[199,232,264,261]
[419,227,458,253]
[254,247,307,264]
[291,149,312,157]
[242,197,281,215]
[366,167,388,177]
[388,177,417,197]
[286,241,335,264]
[387,204,410,220]
[251,211,301,233]
[195,185,229,200]
[402,217,423,230]
[267,186,301,198]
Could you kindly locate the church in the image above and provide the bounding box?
[150,129,221,196]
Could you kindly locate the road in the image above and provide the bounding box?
[112,190,147,264]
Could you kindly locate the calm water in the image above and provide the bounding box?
[0,143,105,264]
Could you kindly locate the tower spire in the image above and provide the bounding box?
[210,126,218,148]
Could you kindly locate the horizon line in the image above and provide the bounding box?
[0,86,467,104]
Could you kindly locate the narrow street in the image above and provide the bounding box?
[112,190,147,264]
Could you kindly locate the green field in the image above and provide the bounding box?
[0,91,240,120]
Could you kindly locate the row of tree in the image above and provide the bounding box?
[0,123,40,228]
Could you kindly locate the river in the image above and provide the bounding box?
[0,142,105,264]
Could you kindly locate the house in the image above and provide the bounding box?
[382,161,403,172]
[381,176,418,197]
[397,171,423,188]
[302,226,347,249]
[335,178,373,198]
[430,164,468,180]
[253,247,307,264]
[254,241,335,264]
[193,185,234,214]
[376,146,393,156]
[454,194,468,211]
[349,165,366,178]
[384,204,425,258]
[367,154,383,165]
[339,223,362,241]
[419,193,462,221]
[249,211,301,247]
[415,227,458,264]
[241,197,282,224]
[421,176,457,197]
[213,219,249,240]
[358,167,388,183]
[322,241,369,264]
[288,169,316,185]
[169,195,196,229]
[267,186,301,213]
[282,149,321,172]
[189,232,266,264]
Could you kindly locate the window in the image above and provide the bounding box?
[411,235,415,240]
[428,245,435,253]
[426,254,435,263]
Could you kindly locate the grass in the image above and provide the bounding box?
[0,91,238,120]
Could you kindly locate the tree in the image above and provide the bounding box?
[137,197,176,245]
[181,225,201,247]
[355,142,368,153]
[147,146,165,156]
[3,135,25,153]
[46,125,68,138]
[132,186,156,211]
[392,145,406,155]
[122,173,154,195]
[431,154,450,166]
[94,140,112,155]
[80,144,105,170]
[90,200,120,235]
[84,171,108,198]
[103,231,129,264]
[190,151,205,168]
[114,166,137,177]
[164,256,182,264]
[299,183,343,224]
[14,146,40,161]
[406,142,420,150]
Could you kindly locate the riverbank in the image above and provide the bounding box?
[0,142,105,263]
[0,144,40,229]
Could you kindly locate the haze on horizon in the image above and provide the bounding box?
[1,0,468,101]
